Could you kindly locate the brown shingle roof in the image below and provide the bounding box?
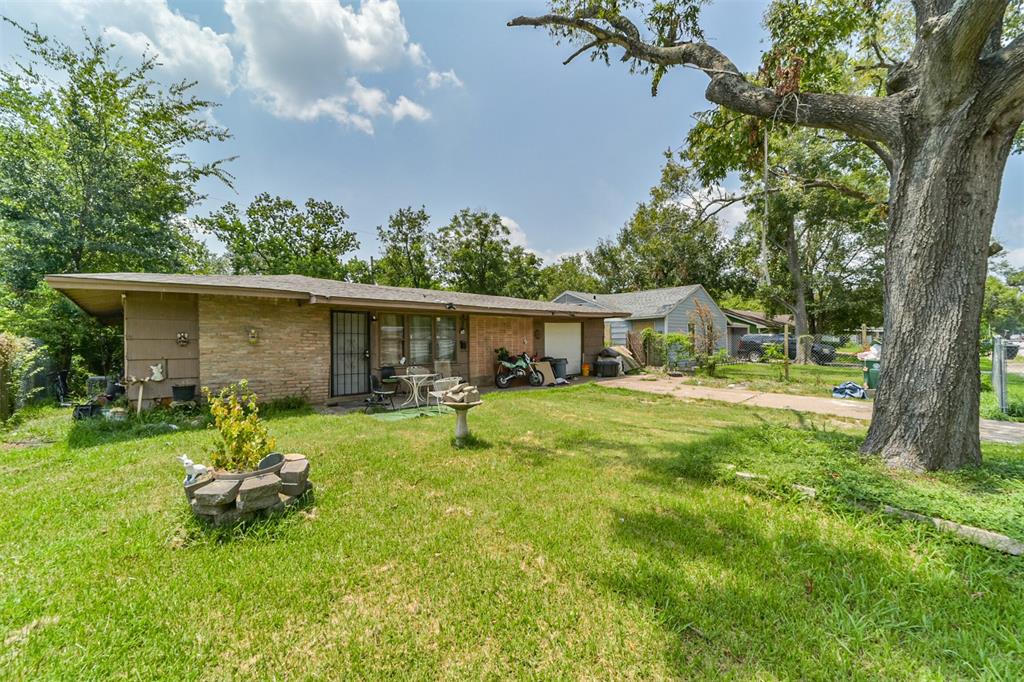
[46,273,624,318]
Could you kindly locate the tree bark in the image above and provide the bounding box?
[862,111,1019,470]
[783,215,812,364]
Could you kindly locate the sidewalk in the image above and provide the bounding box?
[603,375,1024,445]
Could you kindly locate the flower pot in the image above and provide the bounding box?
[172,384,196,402]
[212,452,285,480]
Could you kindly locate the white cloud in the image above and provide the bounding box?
[5,0,234,95]
[500,216,529,248]
[424,69,464,90]
[2,0,453,135]
[99,3,234,93]
[225,0,431,133]
[391,95,430,122]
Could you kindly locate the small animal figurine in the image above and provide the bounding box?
[176,455,208,483]
[149,362,165,382]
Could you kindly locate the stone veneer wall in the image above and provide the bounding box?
[468,315,535,386]
[199,295,331,403]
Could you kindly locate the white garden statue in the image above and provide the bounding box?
[176,455,208,483]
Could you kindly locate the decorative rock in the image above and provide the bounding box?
[283,453,305,462]
[279,458,310,485]
[237,473,282,502]
[261,498,287,517]
[258,452,284,470]
[183,472,214,501]
[281,480,313,501]
[190,498,232,516]
[236,493,281,512]
[193,479,241,506]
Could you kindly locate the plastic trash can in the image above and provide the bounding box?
[863,360,881,389]
[549,358,568,380]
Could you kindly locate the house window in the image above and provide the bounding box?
[409,315,433,365]
[436,316,456,361]
[380,313,404,366]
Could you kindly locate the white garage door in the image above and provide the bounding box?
[544,323,583,375]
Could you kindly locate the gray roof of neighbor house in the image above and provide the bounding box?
[725,309,790,328]
[45,272,627,320]
[558,285,703,320]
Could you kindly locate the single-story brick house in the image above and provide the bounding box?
[46,273,624,406]
[553,285,729,352]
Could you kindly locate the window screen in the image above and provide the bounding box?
[409,315,433,365]
[380,313,404,366]
[436,316,456,361]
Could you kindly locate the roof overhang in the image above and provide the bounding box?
[45,275,624,320]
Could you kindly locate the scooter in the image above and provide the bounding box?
[495,352,543,389]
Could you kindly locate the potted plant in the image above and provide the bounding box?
[202,381,283,479]
[107,396,130,422]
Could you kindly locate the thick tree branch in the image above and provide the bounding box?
[984,34,1024,103]
[508,14,902,145]
[923,0,1009,99]
[859,138,895,174]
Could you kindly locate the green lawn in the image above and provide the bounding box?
[2,385,1023,679]
[684,360,1024,421]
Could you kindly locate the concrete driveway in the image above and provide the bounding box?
[603,375,1024,445]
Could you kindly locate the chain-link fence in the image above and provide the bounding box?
[728,330,878,368]
[626,326,883,371]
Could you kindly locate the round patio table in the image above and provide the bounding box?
[397,373,437,408]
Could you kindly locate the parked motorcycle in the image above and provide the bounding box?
[495,352,543,389]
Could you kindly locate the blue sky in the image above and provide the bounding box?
[1,0,1022,266]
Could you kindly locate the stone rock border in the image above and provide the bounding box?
[184,453,313,527]
[729,469,1024,556]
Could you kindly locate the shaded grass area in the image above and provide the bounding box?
[2,385,1023,679]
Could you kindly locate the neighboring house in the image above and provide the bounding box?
[553,286,729,352]
[723,309,785,356]
[46,273,625,407]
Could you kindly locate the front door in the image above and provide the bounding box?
[331,311,369,396]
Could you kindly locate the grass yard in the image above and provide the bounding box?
[684,360,1024,421]
[3,385,1024,679]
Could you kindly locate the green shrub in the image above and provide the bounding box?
[203,380,276,472]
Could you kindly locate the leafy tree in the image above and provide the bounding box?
[685,125,888,361]
[982,274,1024,337]
[509,0,1024,471]
[0,23,232,377]
[202,194,359,279]
[588,155,748,297]
[433,209,545,297]
[539,254,603,299]
[0,22,231,290]
[374,206,437,288]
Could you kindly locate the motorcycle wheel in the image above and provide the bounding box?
[495,371,512,389]
[528,370,543,387]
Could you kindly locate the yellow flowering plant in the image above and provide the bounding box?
[202,380,276,472]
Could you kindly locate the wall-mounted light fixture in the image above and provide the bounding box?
[445,303,456,310]
[248,328,260,345]
[371,314,377,322]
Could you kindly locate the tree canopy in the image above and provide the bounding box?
[201,193,360,280]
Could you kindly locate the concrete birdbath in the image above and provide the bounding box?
[443,400,483,443]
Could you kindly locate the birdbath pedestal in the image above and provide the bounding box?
[443,401,483,442]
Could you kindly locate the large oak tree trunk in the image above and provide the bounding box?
[862,114,1018,471]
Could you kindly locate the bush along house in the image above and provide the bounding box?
[46,273,624,407]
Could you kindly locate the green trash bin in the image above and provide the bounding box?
[863,360,881,389]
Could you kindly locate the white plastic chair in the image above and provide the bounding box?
[428,376,463,413]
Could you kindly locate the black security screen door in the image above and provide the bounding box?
[331,311,369,396]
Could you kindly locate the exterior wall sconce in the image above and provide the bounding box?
[248,328,260,345]
[176,332,190,347]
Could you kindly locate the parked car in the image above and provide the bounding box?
[737,333,838,365]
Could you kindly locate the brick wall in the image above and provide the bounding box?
[468,315,534,386]
[199,296,331,403]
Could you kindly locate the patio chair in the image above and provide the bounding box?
[427,376,463,413]
[368,374,397,410]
